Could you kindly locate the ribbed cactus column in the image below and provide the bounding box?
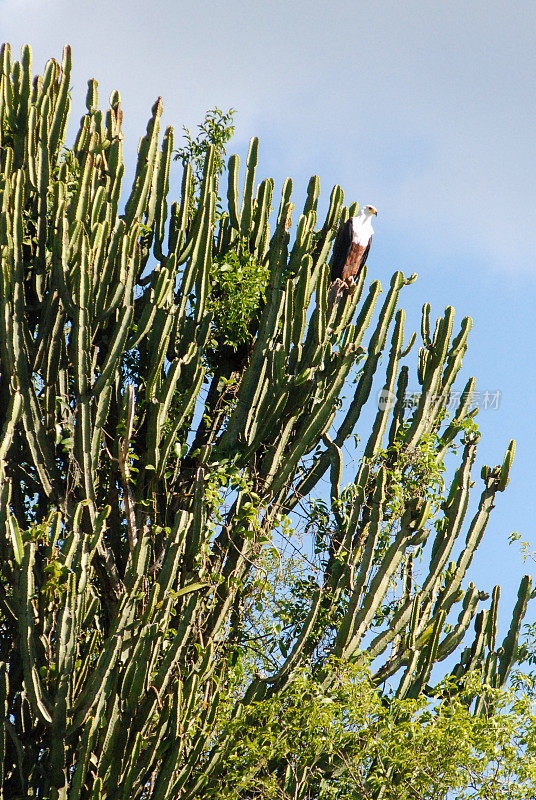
[0,44,530,800]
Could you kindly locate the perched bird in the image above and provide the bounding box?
[330,205,377,291]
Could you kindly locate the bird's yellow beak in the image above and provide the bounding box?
[370,206,378,216]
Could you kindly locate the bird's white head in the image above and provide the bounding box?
[352,204,377,239]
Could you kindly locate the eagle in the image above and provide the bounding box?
[330,205,377,291]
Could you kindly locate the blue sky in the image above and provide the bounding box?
[2,0,535,632]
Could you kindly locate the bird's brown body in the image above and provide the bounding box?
[340,241,370,285]
[330,207,376,293]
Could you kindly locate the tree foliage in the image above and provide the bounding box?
[0,43,534,800]
[174,106,235,211]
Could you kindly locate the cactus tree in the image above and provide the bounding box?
[0,44,530,799]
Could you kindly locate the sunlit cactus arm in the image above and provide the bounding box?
[404,307,459,446]
[155,360,205,482]
[169,162,193,259]
[325,462,371,595]
[497,574,532,686]
[435,583,483,660]
[91,305,134,397]
[348,514,426,667]
[303,174,320,215]
[217,196,291,452]
[287,208,317,277]
[250,176,273,255]
[0,386,22,475]
[116,731,143,800]
[434,445,515,613]
[487,584,500,651]
[290,255,311,347]
[49,571,77,786]
[498,438,515,491]
[69,708,105,800]
[395,649,421,700]
[437,376,476,458]
[309,183,344,292]
[31,286,62,380]
[465,610,489,672]
[332,469,386,661]
[362,441,478,666]
[438,315,472,396]
[8,170,57,495]
[174,183,215,327]
[17,543,53,724]
[145,356,193,471]
[226,152,241,231]
[299,266,328,367]
[364,308,405,459]
[69,621,125,732]
[387,364,410,446]
[72,235,95,503]
[152,125,173,261]
[123,96,163,227]
[0,46,12,145]
[404,609,447,700]
[239,136,258,239]
[288,274,403,507]
[192,192,216,324]
[12,45,32,170]
[268,350,358,497]
[422,437,479,591]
